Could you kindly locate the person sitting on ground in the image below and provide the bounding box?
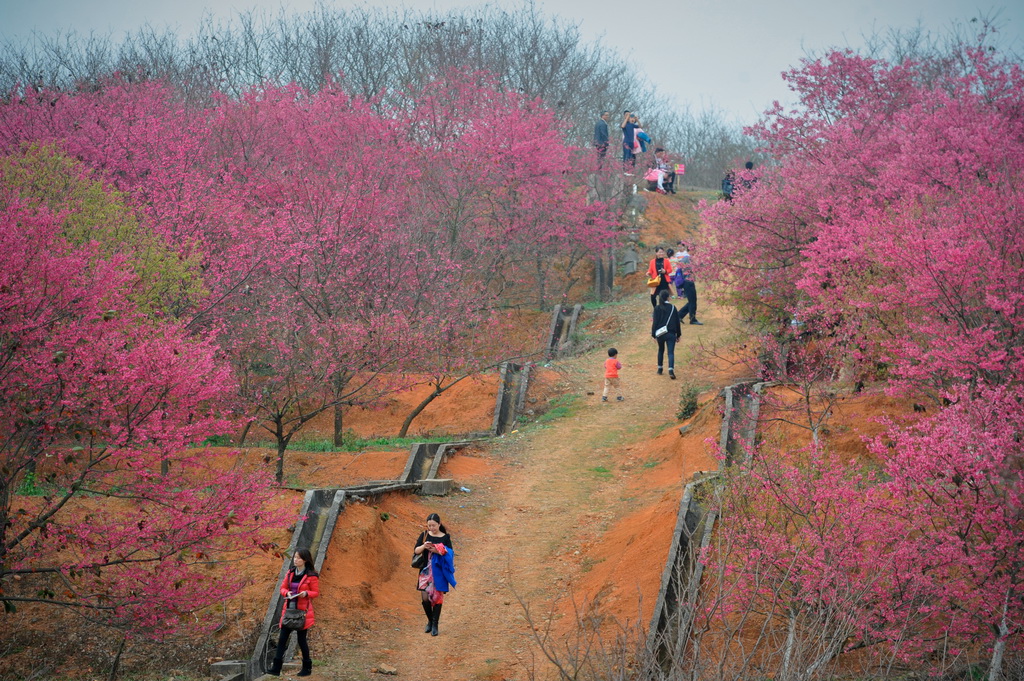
[658,149,677,194]
[645,148,676,194]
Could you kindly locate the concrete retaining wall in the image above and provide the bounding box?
[721,381,764,466]
[646,477,718,664]
[491,363,531,436]
[647,380,765,669]
[546,304,584,360]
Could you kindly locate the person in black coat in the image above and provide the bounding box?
[594,110,610,163]
[651,289,682,378]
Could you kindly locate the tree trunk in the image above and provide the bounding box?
[332,373,348,447]
[275,427,289,485]
[605,250,615,296]
[805,627,853,677]
[238,420,253,447]
[780,607,797,681]
[398,387,443,439]
[107,632,127,681]
[333,403,345,447]
[989,586,1011,681]
[535,256,546,309]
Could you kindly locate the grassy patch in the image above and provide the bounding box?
[250,433,456,453]
[588,466,613,478]
[538,393,581,423]
[581,298,625,311]
[15,472,48,496]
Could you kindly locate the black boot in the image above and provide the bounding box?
[431,604,442,636]
[297,659,313,677]
[422,599,433,633]
[268,658,283,676]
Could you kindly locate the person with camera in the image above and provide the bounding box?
[413,513,456,636]
[270,548,319,677]
[620,110,638,173]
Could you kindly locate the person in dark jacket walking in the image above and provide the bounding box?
[651,290,682,378]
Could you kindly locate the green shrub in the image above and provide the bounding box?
[677,378,712,420]
[16,472,44,496]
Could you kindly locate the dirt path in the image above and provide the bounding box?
[304,288,736,681]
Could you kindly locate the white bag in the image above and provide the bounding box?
[655,305,675,338]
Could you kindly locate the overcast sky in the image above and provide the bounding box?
[2,0,1022,123]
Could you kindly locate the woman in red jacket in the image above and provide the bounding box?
[270,548,319,677]
[647,246,674,308]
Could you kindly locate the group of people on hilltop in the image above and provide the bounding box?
[593,110,681,192]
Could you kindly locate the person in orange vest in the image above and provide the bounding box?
[602,347,624,402]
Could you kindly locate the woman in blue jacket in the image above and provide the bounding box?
[413,513,456,636]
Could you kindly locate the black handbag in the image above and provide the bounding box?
[412,532,428,569]
[281,601,306,631]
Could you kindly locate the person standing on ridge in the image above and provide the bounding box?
[594,110,610,163]
[621,110,638,174]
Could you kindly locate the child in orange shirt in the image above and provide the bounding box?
[602,347,624,402]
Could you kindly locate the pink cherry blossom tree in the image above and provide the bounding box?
[697,37,1024,678]
[0,184,279,638]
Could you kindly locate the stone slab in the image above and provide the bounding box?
[419,478,453,495]
[210,660,246,675]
